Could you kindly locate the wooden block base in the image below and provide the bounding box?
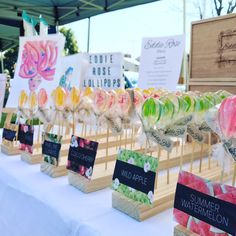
[112,161,233,221]
[1,144,21,155]
[174,225,199,236]
[68,171,112,193]
[21,152,42,164]
[40,162,68,177]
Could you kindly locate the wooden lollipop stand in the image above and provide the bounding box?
[1,108,21,155]
[174,225,199,236]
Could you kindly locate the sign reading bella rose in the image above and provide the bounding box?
[138,35,185,91]
[82,52,124,90]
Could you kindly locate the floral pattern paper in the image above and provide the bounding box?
[112,149,158,206]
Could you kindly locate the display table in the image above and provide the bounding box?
[0,142,176,236]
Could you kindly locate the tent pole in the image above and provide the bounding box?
[0,51,4,73]
[182,0,187,91]
[87,17,91,52]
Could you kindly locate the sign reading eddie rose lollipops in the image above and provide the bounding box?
[82,52,124,89]
[112,149,158,205]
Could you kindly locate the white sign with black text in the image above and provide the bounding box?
[82,52,124,90]
[138,35,185,91]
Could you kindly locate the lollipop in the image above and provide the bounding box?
[94,88,109,114]
[218,95,236,138]
[18,90,28,109]
[107,90,117,110]
[134,89,144,109]
[38,88,48,108]
[141,97,162,128]
[52,86,67,110]
[28,91,38,112]
[117,89,131,115]
[70,87,80,111]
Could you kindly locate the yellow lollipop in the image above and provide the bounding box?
[18,90,28,109]
[70,87,80,109]
[28,92,37,111]
[52,86,66,110]
[83,87,94,98]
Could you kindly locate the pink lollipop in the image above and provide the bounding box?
[117,90,131,114]
[107,90,117,109]
[94,88,109,113]
[134,90,144,108]
[38,88,48,108]
[218,95,236,138]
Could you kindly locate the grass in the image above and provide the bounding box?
[0,113,41,128]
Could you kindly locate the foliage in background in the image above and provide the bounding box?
[3,46,18,78]
[59,27,79,55]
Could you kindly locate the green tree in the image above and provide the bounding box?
[59,27,79,55]
[3,46,18,78]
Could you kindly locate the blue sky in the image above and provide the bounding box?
[64,0,210,58]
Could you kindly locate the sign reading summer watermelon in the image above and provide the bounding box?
[112,149,158,206]
[82,52,124,89]
[138,35,185,91]
[174,171,236,235]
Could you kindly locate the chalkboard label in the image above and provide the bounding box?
[113,159,155,194]
[2,128,16,141]
[42,140,61,160]
[174,183,236,235]
[67,135,98,180]
[18,124,34,146]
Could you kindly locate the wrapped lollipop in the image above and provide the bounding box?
[37,88,51,123]
[116,88,132,124]
[28,91,38,119]
[98,90,123,134]
[206,95,236,185]
[69,87,80,133]
[17,90,30,120]
[77,87,95,125]
[50,86,67,127]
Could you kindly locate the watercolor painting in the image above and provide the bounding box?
[7,34,65,108]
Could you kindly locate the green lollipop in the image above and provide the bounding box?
[141,97,162,127]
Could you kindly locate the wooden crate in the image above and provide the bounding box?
[189,14,236,93]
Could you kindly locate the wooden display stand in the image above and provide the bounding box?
[189,14,236,94]
[40,161,68,177]
[68,123,210,193]
[174,225,199,236]
[21,151,42,164]
[1,108,21,155]
[112,157,233,221]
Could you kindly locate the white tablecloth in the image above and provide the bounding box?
[0,146,176,236]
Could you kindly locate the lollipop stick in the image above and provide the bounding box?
[220,162,225,183]
[232,163,236,187]
[199,143,203,173]
[81,123,84,137]
[208,132,211,170]
[167,151,170,184]
[125,124,128,149]
[105,127,109,170]
[180,138,184,171]
[72,111,75,135]
[84,125,87,137]
[131,125,134,150]
[37,119,40,151]
[190,141,195,173]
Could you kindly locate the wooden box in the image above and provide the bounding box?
[189,14,236,93]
